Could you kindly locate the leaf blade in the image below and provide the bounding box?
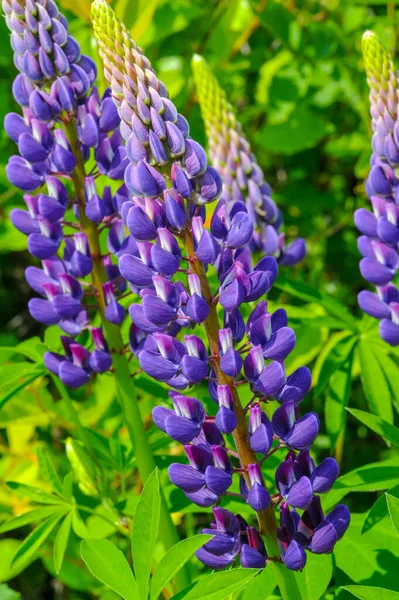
[151,535,212,600]
[81,539,139,600]
[53,512,72,574]
[132,468,161,600]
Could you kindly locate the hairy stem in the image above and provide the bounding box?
[62,117,189,590]
[182,225,302,600]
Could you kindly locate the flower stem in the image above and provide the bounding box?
[182,225,302,600]
[63,118,189,590]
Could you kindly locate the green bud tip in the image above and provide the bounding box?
[362,30,396,93]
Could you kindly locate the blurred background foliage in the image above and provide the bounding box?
[1,1,399,599]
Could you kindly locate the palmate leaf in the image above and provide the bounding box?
[150,535,212,600]
[347,408,399,447]
[11,513,65,570]
[170,569,259,600]
[131,469,160,600]
[343,586,399,599]
[81,539,139,600]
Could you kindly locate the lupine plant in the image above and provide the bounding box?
[2,2,399,600]
[90,0,349,593]
[356,31,399,347]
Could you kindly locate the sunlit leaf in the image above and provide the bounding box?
[81,539,139,600]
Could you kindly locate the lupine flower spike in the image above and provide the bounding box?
[357,31,399,345]
[191,55,306,266]
[91,0,349,579]
[3,0,132,387]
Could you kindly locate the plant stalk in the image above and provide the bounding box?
[182,225,302,600]
[63,117,189,590]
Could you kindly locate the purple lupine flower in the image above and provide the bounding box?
[278,498,350,570]
[90,0,349,574]
[357,32,399,345]
[3,0,131,386]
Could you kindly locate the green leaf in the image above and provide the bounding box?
[335,457,399,493]
[170,569,258,600]
[358,341,393,423]
[53,513,72,575]
[295,553,333,600]
[0,370,44,410]
[151,535,212,600]
[132,469,160,600]
[36,446,63,496]
[347,408,399,447]
[343,586,399,599]
[363,485,399,534]
[241,566,276,600]
[386,494,399,536]
[81,539,139,600]
[6,482,67,505]
[12,513,64,570]
[325,347,354,451]
[273,273,357,329]
[0,505,68,534]
[0,584,21,600]
[334,513,399,589]
[315,335,356,398]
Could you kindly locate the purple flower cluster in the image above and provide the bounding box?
[191,55,306,267]
[3,0,131,387]
[91,0,349,573]
[356,32,399,345]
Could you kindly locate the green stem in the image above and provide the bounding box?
[63,118,189,590]
[182,226,302,600]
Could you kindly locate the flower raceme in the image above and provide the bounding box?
[91,0,349,574]
[2,0,133,387]
[357,31,399,345]
[191,54,306,267]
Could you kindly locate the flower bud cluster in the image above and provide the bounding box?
[91,0,349,573]
[357,31,399,345]
[191,55,306,267]
[3,0,131,387]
